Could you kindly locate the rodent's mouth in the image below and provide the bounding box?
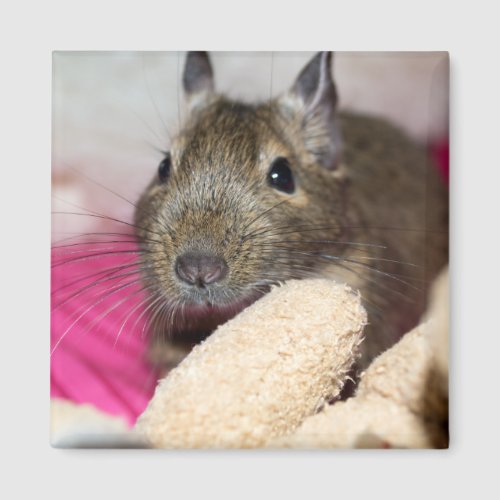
[146,285,273,343]
[182,290,268,316]
[176,285,270,320]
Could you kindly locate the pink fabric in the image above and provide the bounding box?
[50,243,160,427]
[430,138,449,184]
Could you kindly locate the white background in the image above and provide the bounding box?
[2,0,499,498]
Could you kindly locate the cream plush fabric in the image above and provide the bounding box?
[136,269,448,449]
[135,279,367,448]
[274,268,449,449]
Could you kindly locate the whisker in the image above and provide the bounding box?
[52,231,162,247]
[52,267,143,310]
[255,243,419,268]
[53,245,142,256]
[77,282,160,344]
[60,163,174,236]
[129,292,166,340]
[62,163,141,211]
[140,54,172,142]
[145,296,174,340]
[51,239,151,252]
[113,290,161,347]
[51,210,164,239]
[269,51,274,99]
[51,250,143,269]
[335,256,423,291]
[253,238,388,250]
[334,261,418,306]
[51,260,139,297]
[240,198,291,234]
[176,51,182,130]
[51,277,147,356]
[257,246,423,291]
[244,223,348,242]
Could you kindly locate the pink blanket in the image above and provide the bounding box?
[51,244,159,427]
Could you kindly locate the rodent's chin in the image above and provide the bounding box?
[177,286,268,320]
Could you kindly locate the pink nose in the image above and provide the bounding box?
[175,252,228,287]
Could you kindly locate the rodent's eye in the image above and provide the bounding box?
[267,157,295,194]
[158,153,171,183]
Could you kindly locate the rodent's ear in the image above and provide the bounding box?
[280,51,342,170]
[183,51,215,112]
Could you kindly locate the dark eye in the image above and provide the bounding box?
[158,153,171,182]
[267,157,295,194]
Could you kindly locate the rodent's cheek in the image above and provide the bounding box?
[146,185,166,198]
[277,185,310,208]
[222,238,265,282]
[143,243,183,296]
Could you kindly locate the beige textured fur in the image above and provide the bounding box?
[135,268,448,449]
[135,279,367,448]
[274,268,449,448]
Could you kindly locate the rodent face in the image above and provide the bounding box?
[136,97,346,317]
[135,52,347,331]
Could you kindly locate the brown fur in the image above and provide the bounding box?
[135,53,448,371]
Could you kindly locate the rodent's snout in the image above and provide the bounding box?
[175,252,229,288]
